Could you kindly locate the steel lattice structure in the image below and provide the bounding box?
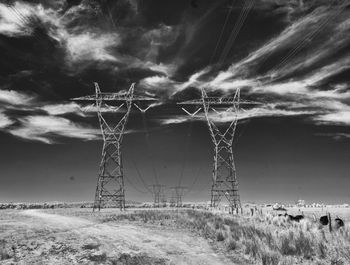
[170,186,187,207]
[151,184,166,207]
[179,88,259,214]
[72,82,156,211]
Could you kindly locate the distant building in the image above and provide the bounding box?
[272,203,286,211]
[296,199,306,207]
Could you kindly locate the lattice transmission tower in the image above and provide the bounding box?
[170,186,187,207]
[72,82,156,211]
[151,184,166,207]
[179,88,258,214]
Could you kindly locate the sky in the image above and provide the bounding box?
[0,0,350,204]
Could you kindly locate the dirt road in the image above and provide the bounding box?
[1,210,231,265]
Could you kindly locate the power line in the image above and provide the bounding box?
[233,118,250,150]
[6,6,42,44]
[178,121,194,186]
[124,174,149,194]
[210,0,237,64]
[269,0,346,74]
[217,0,254,69]
[100,0,117,29]
[141,112,159,185]
[217,0,254,67]
[184,164,203,196]
[127,155,153,194]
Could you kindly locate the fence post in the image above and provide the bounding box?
[328,212,332,232]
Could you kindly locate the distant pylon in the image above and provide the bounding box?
[72,82,157,211]
[178,88,260,214]
[170,186,187,207]
[151,184,165,207]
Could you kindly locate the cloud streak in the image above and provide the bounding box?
[41,102,85,116]
[9,115,99,144]
[1,0,349,143]
[0,89,34,105]
[0,111,13,129]
[168,1,350,132]
[0,2,35,37]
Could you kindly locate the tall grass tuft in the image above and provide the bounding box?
[261,250,280,265]
[216,230,225,242]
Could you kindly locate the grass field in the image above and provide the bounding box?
[1,206,350,264]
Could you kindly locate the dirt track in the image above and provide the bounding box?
[1,210,231,265]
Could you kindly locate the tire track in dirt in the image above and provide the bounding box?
[21,210,232,265]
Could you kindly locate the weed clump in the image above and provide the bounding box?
[261,251,280,265]
[226,238,239,251]
[216,231,225,242]
[0,240,12,261]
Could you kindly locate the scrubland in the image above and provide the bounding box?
[1,207,350,264]
[86,209,350,265]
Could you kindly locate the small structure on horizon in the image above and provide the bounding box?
[296,199,306,207]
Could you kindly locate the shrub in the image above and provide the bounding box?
[294,231,314,258]
[216,231,225,242]
[229,225,241,240]
[224,218,238,227]
[0,240,11,261]
[244,239,260,259]
[261,251,280,265]
[280,235,297,256]
[226,238,239,251]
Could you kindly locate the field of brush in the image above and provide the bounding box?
[1,206,350,265]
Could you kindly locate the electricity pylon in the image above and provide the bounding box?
[72,82,156,211]
[170,186,187,207]
[178,88,258,214]
[151,184,166,207]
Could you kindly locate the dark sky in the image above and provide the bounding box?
[0,0,349,204]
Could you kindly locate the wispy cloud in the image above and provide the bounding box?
[0,89,33,105]
[64,32,120,63]
[161,116,190,125]
[314,111,350,126]
[162,103,316,125]
[0,2,34,37]
[140,75,178,91]
[0,89,98,143]
[315,132,350,140]
[0,2,121,67]
[0,111,13,129]
[1,0,349,143]
[9,115,99,144]
[168,1,350,131]
[41,102,85,116]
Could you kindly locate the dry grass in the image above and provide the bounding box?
[1,207,350,264]
[0,240,13,261]
[90,209,350,265]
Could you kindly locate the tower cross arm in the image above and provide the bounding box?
[71,94,159,102]
[177,98,262,106]
[71,82,159,102]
